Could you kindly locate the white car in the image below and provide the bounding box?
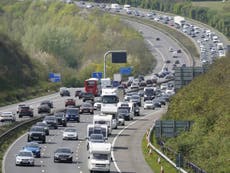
[15,150,35,166]
[143,100,155,110]
[63,127,78,140]
[0,112,16,122]
[16,103,26,113]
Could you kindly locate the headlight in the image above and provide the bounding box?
[16,157,22,161]
[54,154,59,157]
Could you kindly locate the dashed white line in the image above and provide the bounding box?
[112,111,160,173]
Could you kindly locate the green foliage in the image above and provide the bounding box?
[135,0,230,38]
[0,0,155,99]
[163,57,230,172]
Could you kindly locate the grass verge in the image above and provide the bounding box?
[142,133,178,173]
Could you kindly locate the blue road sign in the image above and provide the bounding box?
[92,72,103,79]
[49,73,61,82]
[120,67,132,75]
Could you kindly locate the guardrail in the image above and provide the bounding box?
[0,115,46,146]
[147,121,188,173]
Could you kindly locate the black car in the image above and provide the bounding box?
[43,116,58,129]
[79,102,94,114]
[38,104,51,114]
[40,100,53,108]
[28,126,46,143]
[82,92,94,102]
[18,106,33,118]
[54,147,73,163]
[75,90,83,98]
[35,122,50,135]
[54,112,67,127]
[60,89,70,97]
[133,102,140,116]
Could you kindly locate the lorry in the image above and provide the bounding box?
[101,78,111,89]
[174,16,185,27]
[110,3,121,10]
[100,92,119,129]
[88,142,112,172]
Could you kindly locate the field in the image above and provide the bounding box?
[192,1,230,12]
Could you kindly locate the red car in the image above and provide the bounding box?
[65,98,76,107]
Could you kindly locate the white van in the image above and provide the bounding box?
[87,124,108,139]
[123,4,131,10]
[93,115,113,135]
[88,142,111,172]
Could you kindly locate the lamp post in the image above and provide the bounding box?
[103,50,127,78]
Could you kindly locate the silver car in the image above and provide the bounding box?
[15,150,35,166]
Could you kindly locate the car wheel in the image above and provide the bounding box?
[19,115,22,118]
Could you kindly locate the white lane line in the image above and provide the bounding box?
[2,133,27,173]
[147,39,165,62]
[112,111,161,173]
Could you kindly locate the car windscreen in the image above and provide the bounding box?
[93,153,108,160]
[66,109,78,114]
[19,151,33,157]
[102,95,118,103]
[145,89,154,95]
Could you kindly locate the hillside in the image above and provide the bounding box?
[0,0,155,104]
[0,34,39,90]
[163,56,230,172]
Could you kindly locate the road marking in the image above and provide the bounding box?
[41,170,45,172]
[147,39,165,62]
[112,111,161,173]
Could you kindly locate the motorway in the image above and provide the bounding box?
[1,4,194,173]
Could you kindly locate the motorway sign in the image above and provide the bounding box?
[49,73,61,82]
[112,52,127,63]
[120,67,132,75]
[91,72,103,79]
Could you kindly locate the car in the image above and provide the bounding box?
[165,60,171,64]
[156,37,160,41]
[130,83,139,90]
[79,102,94,114]
[35,122,49,135]
[23,142,41,158]
[15,150,35,166]
[63,127,78,140]
[124,93,133,101]
[130,94,141,107]
[118,114,125,126]
[82,92,94,102]
[16,103,26,114]
[18,106,33,118]
[0,112,16,122]
[37,102,51,114]
[152,99,162,108]
[144,100,155,109]
[40,100,53,108]
[65,107,80,122]
[60,89,70,97]
[54,147,73,163]
[65,98,76,107]
[27,126,46,143]
[43,116,58,129]
[87,134,105,150]
[75,90,83,98]
[93,97,102,110]
[175,60,180,64]
[169,47,174,52]
[117,106,133,120]
[133,102,140,116]
[54,112,67,127]
[138,90,144,97]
